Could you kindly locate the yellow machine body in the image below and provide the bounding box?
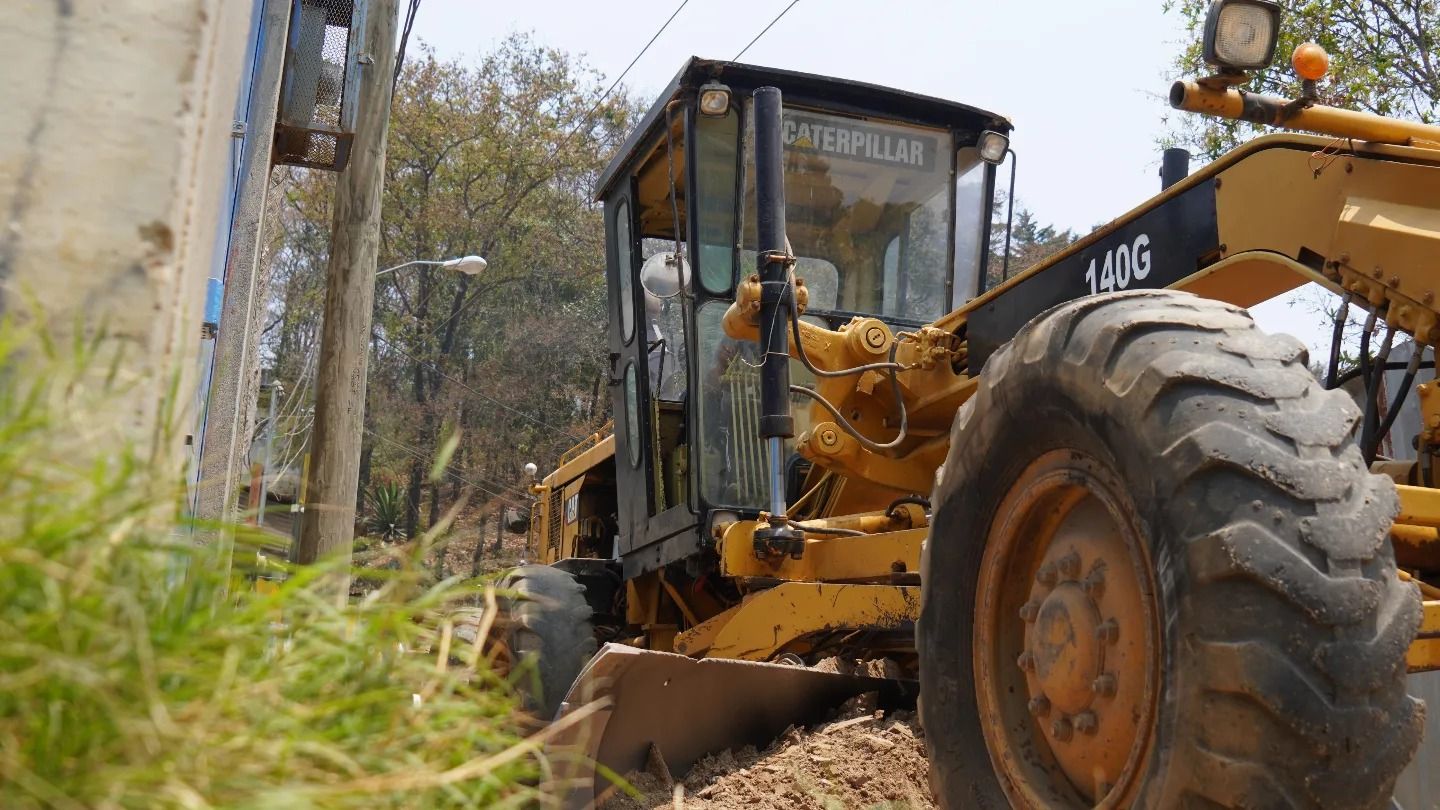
[526,46,1440,803]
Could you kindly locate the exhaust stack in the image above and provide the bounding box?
[752,86,804,559]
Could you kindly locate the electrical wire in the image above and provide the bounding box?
[663,100,688,297]
[789,342,909,455]
[385,0,693,348]
[596,0,692,121]
[1000,149,1017,282]
[392,0,423,92]
[363,427,527,506]
[542,0,692,167]
[733,0,802,62]
[371,331,585,441]
[788,295,906,378]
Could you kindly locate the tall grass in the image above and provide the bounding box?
[0,322,548,808]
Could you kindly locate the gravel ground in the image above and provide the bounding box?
[603,692,934,810]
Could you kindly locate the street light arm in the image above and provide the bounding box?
[376,255,486,276]
[375,259,448,276]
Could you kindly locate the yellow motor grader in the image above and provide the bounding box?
[507,2,1440,806]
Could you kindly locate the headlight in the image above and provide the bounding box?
[1202,0,1281,71]
[978,130,1010,165]
[698,82,731,116]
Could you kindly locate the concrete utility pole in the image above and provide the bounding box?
[297,0,401,567]
[2,0,252,490]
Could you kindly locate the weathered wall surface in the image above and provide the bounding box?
[0,0,252,471]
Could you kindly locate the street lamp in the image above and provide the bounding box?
[376,255,487,276]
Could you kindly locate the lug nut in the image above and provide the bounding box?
[1095,619,1120,645]
[1082,567,1105,599]
[1074,711,1098,735]
[1092,673,1117,697]
[1017,651,1036,672]
[1051,716,1073,741]
[1019,600,1041,622]
[1036,562,1058,586]
[1057,550,1081,580]
[1028,696,1050,717]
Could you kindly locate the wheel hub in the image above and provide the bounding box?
[1031,582,1101,715]
[974,451,1160,809]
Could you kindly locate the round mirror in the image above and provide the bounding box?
[639,252,691,299]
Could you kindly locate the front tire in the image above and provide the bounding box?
[501,564,597,719]
[918,290,1422,809]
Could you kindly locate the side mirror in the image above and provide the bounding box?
[639,252,691,299]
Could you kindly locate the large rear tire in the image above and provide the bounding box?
[918,290,1423,809]
[501,564,598,719]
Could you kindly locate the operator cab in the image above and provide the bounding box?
[595,58,1010,577]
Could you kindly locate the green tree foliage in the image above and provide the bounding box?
[1165,0,1440,158]
[265,35,637,541]
[985,197,1078,290]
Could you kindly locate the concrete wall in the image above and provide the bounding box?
[0,0,254,473]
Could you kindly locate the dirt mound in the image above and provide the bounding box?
[604,693,934,809]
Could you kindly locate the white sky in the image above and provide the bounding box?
[411,0,1331,351]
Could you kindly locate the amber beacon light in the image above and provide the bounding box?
[1292,42,1330,81]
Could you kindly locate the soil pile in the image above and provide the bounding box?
[605,692,934,809]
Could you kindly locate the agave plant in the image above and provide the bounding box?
[365,481,408,542]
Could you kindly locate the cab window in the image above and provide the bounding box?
[742,105,955,322]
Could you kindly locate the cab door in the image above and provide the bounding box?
[604,182,650,558]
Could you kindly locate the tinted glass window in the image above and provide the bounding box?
[953,147,988,302]
[743,106,954,322]
[695,110,739,294]
[615,200,635,343]
[694,302,816,509]
[624,362,640,468]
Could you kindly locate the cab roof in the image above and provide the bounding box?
[593,57,1012,202]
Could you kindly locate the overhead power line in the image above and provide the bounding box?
[364,427,527,507]
[543,0,693,167]
[733,0,802,62]
[370,331,586,442]
[596,0,692,111]
[392,0,423,91]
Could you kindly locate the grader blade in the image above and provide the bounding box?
[547,644,914,806]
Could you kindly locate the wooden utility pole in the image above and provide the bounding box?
[297,0,401,569]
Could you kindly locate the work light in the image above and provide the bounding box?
[698,82,732,116]
[978,130,1010,165]
[1202,0,1281,71]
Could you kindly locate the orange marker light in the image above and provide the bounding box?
[1292,42,1330,81]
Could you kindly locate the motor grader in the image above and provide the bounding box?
[504,2,1440,806]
